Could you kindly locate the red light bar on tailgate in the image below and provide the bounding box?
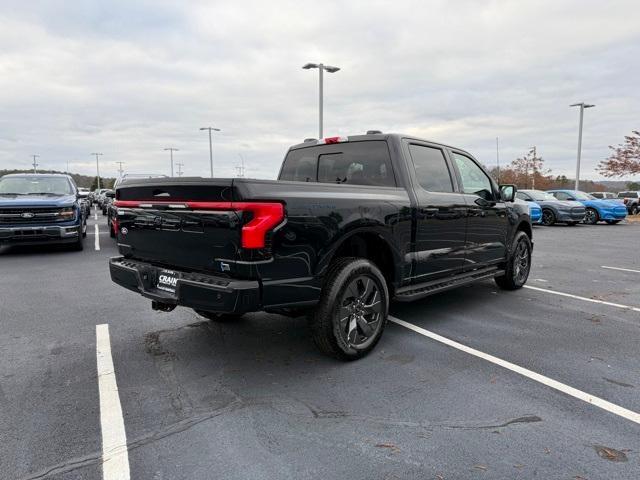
[113,200,284,249]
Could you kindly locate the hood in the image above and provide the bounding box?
[0,193,76,208]
[537,199,583,208]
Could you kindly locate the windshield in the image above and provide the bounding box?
[0,176,74,195]
[527,190,556,201]
[618,191,637,198]
[573,191,595,201]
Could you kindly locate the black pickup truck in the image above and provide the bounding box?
[110,133,532,360]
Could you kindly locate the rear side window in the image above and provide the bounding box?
[279,141,396,187]
[408,144,454,192]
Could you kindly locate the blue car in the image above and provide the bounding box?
[528,201,542,223]
[547,189,627,225]
[0,173,87,249]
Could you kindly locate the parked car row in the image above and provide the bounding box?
[516,189,628,225]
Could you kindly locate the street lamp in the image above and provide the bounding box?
[91,153,103,190]
[31,154,39,173]
[115,161,125,178]
[164,148,179,177]
[200,127,221,178]
[302,62,341,138]
[176,162,184,177]
[570,102,595,190]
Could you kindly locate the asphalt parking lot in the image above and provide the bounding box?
[1,207,639,480]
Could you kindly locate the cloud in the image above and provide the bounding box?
[0,0,639,181]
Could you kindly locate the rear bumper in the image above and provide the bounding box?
[0,224,80,245]
[109,256,260,314]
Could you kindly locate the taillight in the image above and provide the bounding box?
[113,200,285,249]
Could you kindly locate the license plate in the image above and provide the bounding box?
[157,269,179,293]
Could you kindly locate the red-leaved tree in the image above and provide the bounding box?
[598,130,640,177]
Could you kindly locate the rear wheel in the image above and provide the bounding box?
[309,257,389,361]
[195,310,243,322]
[584,208,599,225]
[495,231,531,290]
[541,209,556,226]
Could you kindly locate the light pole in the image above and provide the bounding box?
[200,127,221,178]
[176,162,184,177]
[115,161,125,178]
[570,102,595,190]
[31,154,39,173]
[495,137,500,183]
[91,153,103,190]
[302,63,340,138]
[164,148,179,177]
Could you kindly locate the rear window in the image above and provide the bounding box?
[618,192,638,198]
[279,141,396,187]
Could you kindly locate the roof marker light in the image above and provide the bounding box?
[318,136,348,145]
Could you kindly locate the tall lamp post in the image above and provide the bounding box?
[91,153,103,190]
[200,127,221,178]
[115,161,125,178]
[176,162,184,177]
[164,147,179,177]
[302,63,340,138]
[570,102,595,190]
[31,154,39,173]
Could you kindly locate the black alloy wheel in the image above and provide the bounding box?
[309,257,389,360]
[541,209,555,226]
[584,208,599,225]
[495,231,531,290]
[337,274,384,349]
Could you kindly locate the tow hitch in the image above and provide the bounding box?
[151,301,176,312]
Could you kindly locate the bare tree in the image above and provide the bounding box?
[597,130,640,177]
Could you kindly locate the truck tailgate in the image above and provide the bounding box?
[115,179,241,273]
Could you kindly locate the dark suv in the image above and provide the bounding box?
[0,174,87,250]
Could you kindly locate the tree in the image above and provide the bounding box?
[597,130,640,177]
[627,181,640,190]
[509,147,551,189]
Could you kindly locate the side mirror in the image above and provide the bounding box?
[499,184,517,202]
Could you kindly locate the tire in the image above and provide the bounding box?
[82,220,87,238]
[631,205,639,215]
[72,226,84,251]
[195,310,243,322]
[495,231,532,290]
[605,220,620,225]
[583,208,599,225]
[109,219,116,238]
[541,209,556,226]
[308,257,389,361]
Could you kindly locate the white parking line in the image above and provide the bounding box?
[95,224,100,251]
[523,285,640,313]
[96,324,130,480]
[389,316,640,425]
[601,265,640,274]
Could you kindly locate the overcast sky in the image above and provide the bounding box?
[1,0,639,181]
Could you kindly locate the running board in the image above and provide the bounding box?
[394,266,504,302]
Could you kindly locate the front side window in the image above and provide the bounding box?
[452,153,494,201]
[408,144,454,192]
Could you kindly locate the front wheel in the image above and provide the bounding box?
[541,209,555,226]
[631,205,638,215]
[584,208,599,225]
[495,231,532,290]
[309,257,389,361]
